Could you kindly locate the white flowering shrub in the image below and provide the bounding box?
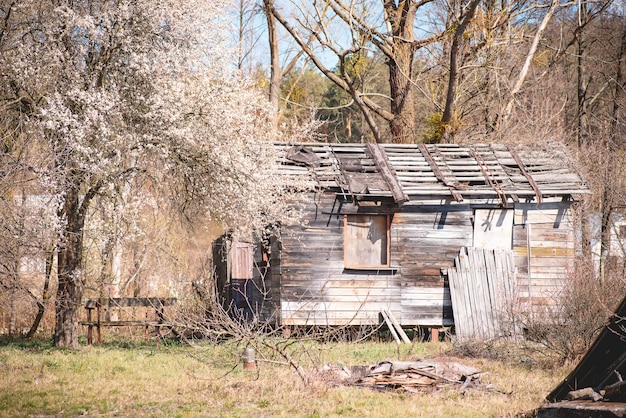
[0,0,306,347]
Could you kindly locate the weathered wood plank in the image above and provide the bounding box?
[399,279,448,287]
[393,266,442,276]
[400,285,450,293]
[527,239,574,249]
[399,313,454,326]
[282,301,400,313]
[401,299,453,307]
[282,294,401,303]
[514,247,575,257]
[526,278,568,287]
[282,279,394,288]
[85,298,177,308]
[528,267,570,277]
[448,248,517,340]
[281,316,379,326]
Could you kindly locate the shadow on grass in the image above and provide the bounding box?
[93,336,185,349]
[0,335,54,350]
[0,334,185,351]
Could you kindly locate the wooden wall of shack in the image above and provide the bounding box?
[275,195,575,328]
[275,192,461,327]
[214,197,576,329]
[513,203,575,313]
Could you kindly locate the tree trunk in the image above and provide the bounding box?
[576,10,587,148]
[385,2,418,144]
[26,248,54,338]
[54,184,85,348]
[388,43,417,144]
[599,190,612,281]
[264,0,281,129]
[609,23,626,143]
[578,201,592,261]
[599,23,626,280]
[441,0,481,144]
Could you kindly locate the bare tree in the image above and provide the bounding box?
[269,0,457,143]
[440,0,482,142]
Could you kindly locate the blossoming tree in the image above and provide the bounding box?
[0,0,293,348]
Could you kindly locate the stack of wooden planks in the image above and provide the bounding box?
[356,360,483,393]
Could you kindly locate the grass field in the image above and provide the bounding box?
[0,337,569,417]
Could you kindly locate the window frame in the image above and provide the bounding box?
[343,214,391,269]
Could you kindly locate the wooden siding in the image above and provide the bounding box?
[400,287,454,326]
[278,193,467,326]
[473,209,514,249]
[513,205,575,313]
[224,196,577,332]
[392,207,471,326]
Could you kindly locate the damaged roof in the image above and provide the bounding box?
[275,142,589,205]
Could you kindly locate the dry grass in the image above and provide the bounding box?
[0,338,569,417]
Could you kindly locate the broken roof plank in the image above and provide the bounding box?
[366,143,409,206]
[417,144,464,202]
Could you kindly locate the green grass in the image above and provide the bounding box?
[0,337,569,417]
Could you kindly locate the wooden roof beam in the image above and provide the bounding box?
[417,144,464,202]
[469,148,508,208]
[507,147,543,204]
[367,143,409,207]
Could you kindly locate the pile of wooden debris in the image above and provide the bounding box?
[319,359,496,394]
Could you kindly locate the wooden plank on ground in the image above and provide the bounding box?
[384,309,411,344]
[380,309,402,343]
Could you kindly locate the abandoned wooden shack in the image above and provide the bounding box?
[213,142,589,339]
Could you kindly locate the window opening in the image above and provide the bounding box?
[344,214,390,268]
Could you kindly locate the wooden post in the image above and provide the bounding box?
[96,301,102,345]
[431,327,439,342]
[86,307,93,345]
[156,305,165,345]
[144,310,149,343]
[243,347,256,370]
[384,309,411,344]
[282,326,292,339]
[381,310,401,344]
